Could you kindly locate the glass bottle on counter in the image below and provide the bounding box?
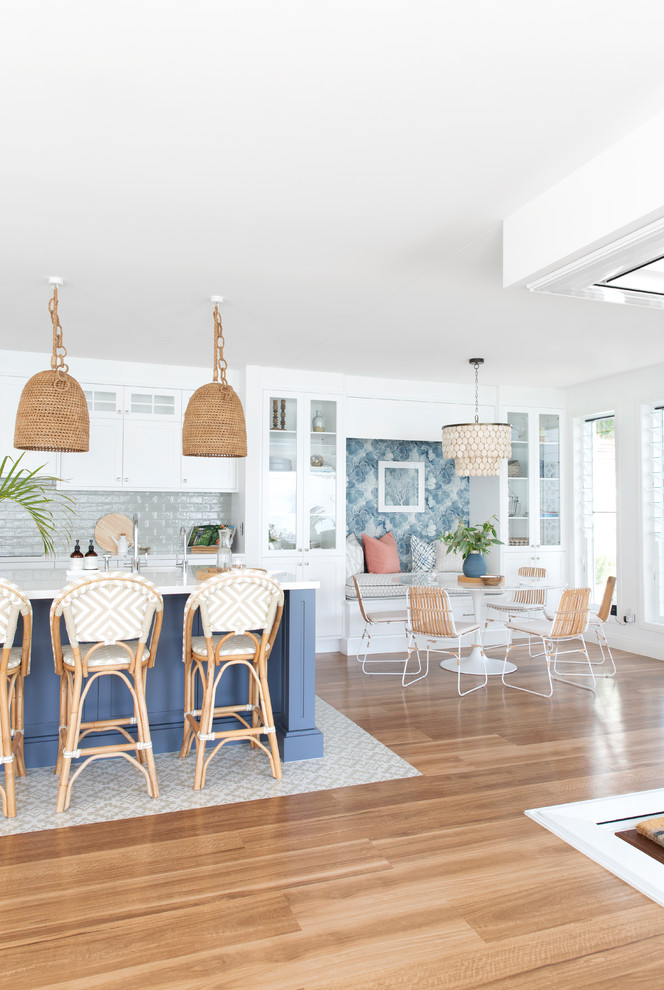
[216,528,233,572]
[70,540,84,571]
[84,540,99,570]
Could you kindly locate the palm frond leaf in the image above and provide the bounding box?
[0,453,75,557]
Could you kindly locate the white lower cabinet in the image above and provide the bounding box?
[264,553,345,642]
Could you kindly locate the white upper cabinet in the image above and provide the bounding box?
[60,386,123,489]
[58,383,239,491]
[180,390,238,491]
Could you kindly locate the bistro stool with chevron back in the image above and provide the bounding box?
[179,570,284,790]
[50,573,164,813]
[0,580,32,818]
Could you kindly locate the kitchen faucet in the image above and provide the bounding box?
[178,525,188,572]
[132,514,140,573]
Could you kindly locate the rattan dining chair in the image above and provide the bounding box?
[0,580,32,818]
[502,587,593,697]
[352,575,410,678]
[406,585,486,695]
[587,576,616,676]
[179,571,284,790]
[483,566,548,649]
[50,573,164,813]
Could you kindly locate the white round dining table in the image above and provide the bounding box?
[394,572,562,676]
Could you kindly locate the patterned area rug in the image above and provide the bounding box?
[526,788,664,907]
[1,698,420,836]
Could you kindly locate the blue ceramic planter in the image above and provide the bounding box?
[463,552,487,577]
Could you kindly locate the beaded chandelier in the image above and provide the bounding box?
[442,359,511,476]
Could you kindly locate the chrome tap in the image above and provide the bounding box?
[178,525,188,572]
[132,514,140,573]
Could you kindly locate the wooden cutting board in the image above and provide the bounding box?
[94,513,134,553]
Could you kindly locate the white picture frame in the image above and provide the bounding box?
[378,461,425,513]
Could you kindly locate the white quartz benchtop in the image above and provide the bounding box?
[0,565,319,600]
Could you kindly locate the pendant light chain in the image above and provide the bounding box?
[49,287,70,379]
[473,359,479,424]
[212,304,228,387]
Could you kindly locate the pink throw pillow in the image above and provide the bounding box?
[362,532,401,574]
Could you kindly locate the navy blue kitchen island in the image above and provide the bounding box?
[6,566,324,768]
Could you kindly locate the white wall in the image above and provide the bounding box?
[566,361,664,660]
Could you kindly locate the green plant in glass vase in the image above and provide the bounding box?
[0,453,75,556]
[438,516,502,577]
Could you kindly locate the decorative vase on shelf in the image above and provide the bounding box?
[312,410,325,432]
[463,552,487,578]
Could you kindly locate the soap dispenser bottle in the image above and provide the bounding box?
[84,540,99,570]
[70,540,84,571]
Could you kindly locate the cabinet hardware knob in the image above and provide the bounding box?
[116,477,121,481]
[124,477,128,482]
[296,547,302,552]
[183,478,187,483]
[304,561,310,566]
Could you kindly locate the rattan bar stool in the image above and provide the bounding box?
[50,573,163,813]
[179,571,284,790]
[0,580,32,818]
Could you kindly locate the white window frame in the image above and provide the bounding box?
[642,402,664,624]
[574,412,616,601]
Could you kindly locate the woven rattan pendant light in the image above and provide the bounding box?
[182,297,247,458]
[14,279,89,453]
[442,358,511,476]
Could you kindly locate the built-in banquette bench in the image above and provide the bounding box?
[340,533,468,657]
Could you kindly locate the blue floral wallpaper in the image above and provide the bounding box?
[346,438,469,569]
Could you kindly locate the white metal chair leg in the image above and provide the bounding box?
[502,637,555,697]
[457,635,488,697]
[551,636,597,693]
[402,635,428,687]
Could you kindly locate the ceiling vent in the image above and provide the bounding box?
[525,215,664,311]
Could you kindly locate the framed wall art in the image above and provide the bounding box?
[378,460,425,513]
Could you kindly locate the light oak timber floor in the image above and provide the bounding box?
[2,643,664,989]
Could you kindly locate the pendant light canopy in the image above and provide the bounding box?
[14,279,90,453]
[182,297,247,458]
[442,358,511,476]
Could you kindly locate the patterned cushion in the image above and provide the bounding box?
[435,541,464,573]
[345,574,407,600]
[411,536,435,572]
[346,534,364,578]
[61,641,152,667]
[191,634,272,657]
[0,647,23,671]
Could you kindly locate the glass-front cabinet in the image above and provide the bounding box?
[506,409,561,549]
[265,391,341,555]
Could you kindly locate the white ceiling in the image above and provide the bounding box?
[3,1,664,390]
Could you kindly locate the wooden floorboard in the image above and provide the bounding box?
[2,644,664,988]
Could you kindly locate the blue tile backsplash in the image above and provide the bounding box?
[346,438,469,569]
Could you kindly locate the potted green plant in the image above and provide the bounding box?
[438,516,502,577]
[0,453,75,556]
